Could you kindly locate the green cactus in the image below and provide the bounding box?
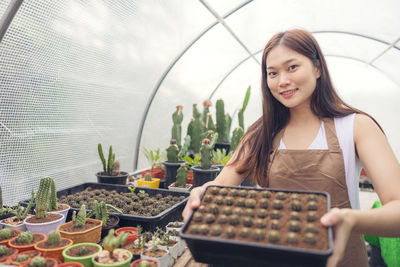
[77,245,90,256]
[178,135,191,161]
[193,104,201,120]
[98,144,116,176]
[0,245,7,256]
[0,229,12,241]
[200,139,212,170]
[87,200,122,226]
[29,256,46,267]
[230,126,244,152]
[49,178,58,211]
[47,231,61,246]
[15,254,29,262]
[144,173,153,182]
[171,105,184,148]
[202,99,212,124]
[175,165,188,187]
[225,113,232,142]
[103,229,128,253]
[166,139,179,163]
[16,231,34,244]
[35,177,52,219]
[238,86,251,131]
[205,113,216,132]
[216,99,227,142]
[72,204,87,227]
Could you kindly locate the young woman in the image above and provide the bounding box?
[182,29,400,267]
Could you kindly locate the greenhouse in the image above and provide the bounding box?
[0,0,399,266]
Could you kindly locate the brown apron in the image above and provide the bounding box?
[267,118,368,267]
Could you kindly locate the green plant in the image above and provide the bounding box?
[142,148,166,170]
[171,105,183,148]
[87,200,122,225]
[199,133,218,170]
[98,144,120,176]
[225,113,232,142]
[15,254,29,262]
[215,99,226,143]
[144,173,152,182]
[47,231,61,246]
[175,165,188,187]
[238,86,251,130]
[77,245,90,256]
[29,256,46,267]
[0,186,13,216]
[188,104,203,153]
[0,245,7,256]
[184,155,200,169]
[35,177,52,219]
[15,231,34,244]
[166,139,179,163]
[72,204,87,227]
[10,189,34,220]
[0,229,12,241]
[212,149,232,165]
[230,126,244,152]
[135,225,145,249]
[49,178,58,211]
[103,229,128,253]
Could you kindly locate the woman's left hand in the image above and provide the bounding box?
[320,207,355,267]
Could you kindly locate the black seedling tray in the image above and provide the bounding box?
[180,186,333,267]
[20,182,188,231]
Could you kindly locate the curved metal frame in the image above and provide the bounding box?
[0,0,23,42]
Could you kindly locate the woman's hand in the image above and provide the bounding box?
[182,186,206,221]
[320,208,355,267]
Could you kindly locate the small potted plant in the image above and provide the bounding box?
[10,250,41,266]
[124,225,146,261]
[153,227,180,261]
[57,204,103,244]
[212,148,232,174]
[130,259,160,267]
[92,229,132,267]
[88,200,122,238]
[165,221,184,233]
[62,242,102,267]
[28,256,57,267]
[34,230,73,262]
[137,173,160,189]
[96,144,129,185]
[163,135,191,188]
[0,190,34,231]
[167,164,192,192]
[192,134,220,187]
[8,231,46,253]
[213,99,231,153]
[141,148,166,180]
[0,228,21,246]
[47,178,70,224]
[115,226,138,248]
[140,235,169,267]
[24,177,65,235]
[0,245,18,263]
[0,187,14,221]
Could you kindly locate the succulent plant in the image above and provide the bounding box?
[0,245,7,256]
[77,245,90,256]
[47,231,61,246]
[87,200,122,226]
[230,126,244,152]
[29,256,46,267]
[205,214,216,224]
[49,178,58,211]
[16,231,34,244]
[103,229,128,253]
[171,105,183,148]
[226,226,235,238]
[304,232,317,244]
[215,99,226,142]
[15,254,29,262]
[286,232,299,244]
[72,204,87,227]
[166,139,179,163]
[188,104,203,153]
[199,224,209,235]
[98,143,116,176]
[144,173,152,182]
[0,228,12,241]
[36,177,52,219]
[307,201,318,211]
[199,133,218,170]
[175,165,187,187]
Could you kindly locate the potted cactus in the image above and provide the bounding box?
[57,204,103,244]
[214,99,231,153]
[28,256,57,267]
[88,200,122,238]
[62,242,103,267]
[0,228,21,246]
[47,177,70,224]
[96,144,129,185]
[130,258,160,267]
[187,104,203,154]
[163,135,191,188]
[167,164,192,192]
[0,245,18,263]
[192,134,220,187]
[212,148,232,174]
[34,230,73,261]
[137,173,160,189]
[0,190,34,231]
[92,229,132,267]
[140,234,170,267]
[10,250,41,266]
[124,225,146,261]
[8,231,46,253]
[141,148,166,181]
[24,177,65,235]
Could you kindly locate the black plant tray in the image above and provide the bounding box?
[180,185,333,267]
[20,182,189,231]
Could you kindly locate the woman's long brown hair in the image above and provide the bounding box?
[227,29,382,187]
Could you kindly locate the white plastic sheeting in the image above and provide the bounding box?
[0,0,399,205]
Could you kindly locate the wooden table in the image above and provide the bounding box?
[173,249,208,267]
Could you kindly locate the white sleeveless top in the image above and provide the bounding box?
[278,113,361,209]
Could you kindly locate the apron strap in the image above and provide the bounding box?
[322,118,342,152]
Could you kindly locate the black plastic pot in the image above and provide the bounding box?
[101,214,120,238]
[192,166,220,187]
[214,142,231,154]
[163,161,184,188]
[96,171,129,185]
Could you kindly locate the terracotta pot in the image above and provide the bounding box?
[186,171,194,185]
[10,250,41,266]
[130,258,160,267]
[115,227,138,247]
[57,218,102,244]
[0,229,21,247]
[26,257,58,267]
[58,262,85,267]
[34,237,73,262]
[141,167,165,179]
[0,246,18,263]
[8,233,46,252]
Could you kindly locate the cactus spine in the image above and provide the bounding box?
[171,105,183,148]
[216,99,226,142]
[49,178,57,211]
[0,245,7,256]
[166,139,179,163]
[36,177,51,219]
[175,165,187,187]
[230,126,244,152]
[47,231,61,246]
[16,231,34,244]
[30,256,46,267]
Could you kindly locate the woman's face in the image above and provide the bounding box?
[266,45,320,109]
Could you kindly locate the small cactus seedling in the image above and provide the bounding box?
[11,189,34,220]
[87,200,122,226]
[144,173,152,182]
[29,256,46,267]
[72,204,87,227]
[16,231,34,244]
[175,165,187,187]
[166,139,179,163]
[199,133,218,170]
[0,228,12,241]
[47,231,61,246]
[103,229,128,253]
[15,254,29,262]
[0,245,7,256]
[77,245,90,256]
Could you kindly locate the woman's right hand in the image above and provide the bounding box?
[182,185,206,221]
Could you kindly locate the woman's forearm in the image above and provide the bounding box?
[350,199,400,237]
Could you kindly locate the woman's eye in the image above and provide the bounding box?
[268,72,277,77]
[289,65,298,71]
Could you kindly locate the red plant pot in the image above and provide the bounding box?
[115,227,138,247]
[141,167,165,179]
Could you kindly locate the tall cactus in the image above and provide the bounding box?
[188,104,203,153]
[238,86,251,130]
[230,126,244,152]
[166,139,179,163]
[49,178,58,211]
[98,144,116,176]
[72,204,87,227]
[35,177,51,219]
[216,99,226,142]
[205,113,215,131]
[178,135,191,161]
[202,99,212,125]
[171,105,183,148]
[225,113,232,142]
[175,165,187,187]
[200,133,218,170]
